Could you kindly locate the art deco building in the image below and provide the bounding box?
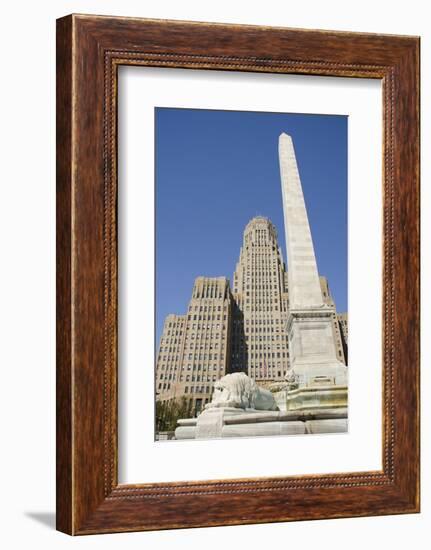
[230,217,290,383]
[156,277,232,415]
[155,217,347,417]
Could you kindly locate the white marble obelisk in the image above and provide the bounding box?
[279,133,347,388]
[279,133,324,309]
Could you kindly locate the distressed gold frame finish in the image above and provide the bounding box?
[57,14,420,534]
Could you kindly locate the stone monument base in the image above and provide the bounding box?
[174,407,347,440]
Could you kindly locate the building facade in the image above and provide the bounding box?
[230,217,290,383]
[155,217,347,417]
[156,277,232,415]
[156,313,186,401]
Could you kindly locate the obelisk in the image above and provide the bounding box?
[279,133,347,389]
[279,133,324,309]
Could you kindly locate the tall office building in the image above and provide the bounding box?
[156,277,232,415]
[230,217,290,383]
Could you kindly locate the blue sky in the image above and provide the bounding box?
[155,108,347,345]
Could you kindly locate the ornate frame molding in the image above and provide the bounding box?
[57,15,419,534]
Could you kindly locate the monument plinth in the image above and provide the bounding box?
[279,133,347,399]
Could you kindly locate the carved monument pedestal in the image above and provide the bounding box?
[174,372,347,440]
[175,407,347,440]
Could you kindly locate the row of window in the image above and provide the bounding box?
[158,373,175,381]
[188,314,227,322]
[164,330,183,337]
[240,255,280,262]
[182,374,217,383]
[166,322,184,330]
[247,305,287,311]
[188,304,226,312]
[185,341,223,349]
[235,286,287,295]
[242,282,286,293]
[237,266,280,281]
[181,364,223,371]
[193,290,226,299]
[232,351,288,359]
[243,303,280,310]
[241,327,286,335]
[187,332,223,341]
[246,318,284,325]
[159,346,181,354]
[187,353,225,361]
[186,322,227,333]
[238,273,281,279]
[158,358,224,369]
[185,327,226,336]
[232,330,283,339]
[240,340,288,348]
[158,355,181,362]
[158,363,225,375]
[231,338,287,349]
[185,353,220,360]
[157,364,179,372]
[184,386,212,394]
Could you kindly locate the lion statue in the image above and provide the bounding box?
[206,372,278,411]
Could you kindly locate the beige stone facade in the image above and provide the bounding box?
[155,314,186,401]
[231,217,290,383]
[156,277,232,415]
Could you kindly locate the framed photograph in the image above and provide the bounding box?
[152,107,349,442]
[56,14,420,534]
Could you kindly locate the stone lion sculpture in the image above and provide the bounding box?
[206,372,279,411]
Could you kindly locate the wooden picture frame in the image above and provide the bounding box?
[56,14,420,535]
